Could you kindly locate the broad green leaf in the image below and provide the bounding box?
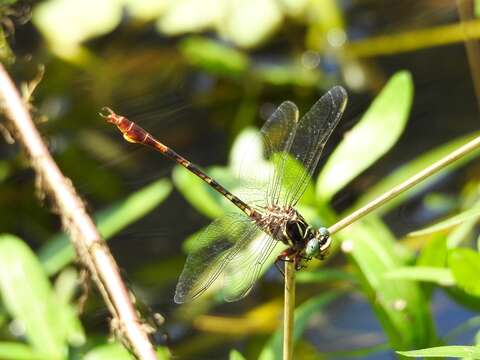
[254,63,322,87]
[384,267,455,286]
[317,71,413,201]
[0,342,51,360]
[39,178,172,275]
[417,235,448,268]
[180,36,249,76]
[341,217,435,349]
[409,203,480,237]
[229,349,247,360]
[449,248,480,297]
[0,235,66,358]
[258,292,341,360]
[354,132,480,215]
[397,345,480,358]
[217,0,283,48]
[33,0,122,58]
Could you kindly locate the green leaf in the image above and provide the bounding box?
[0,235,66,358]
[229,349,247,360]
[384,266,455,286]
[173,166,232,219]
[409,203,480,237]
[296,269,357,283]
[33,0,122,58]
[341,217,435,349]
[397,345,480,358]
[85,343,169,360]
[54,268,85,346]
[180,36,249,76]
[354,132,480,215]
[317,71,413,201]
[417,235,448,268]
[84,343,132,360]
[258,292,341,360]
[39,178,172,275]
[449,248,480,297]
[0,342,51,360]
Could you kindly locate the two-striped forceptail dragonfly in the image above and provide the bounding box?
[102,86,347,303]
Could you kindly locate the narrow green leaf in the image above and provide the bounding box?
[258,292,341,360]
[180,36,249,76]
[229,349,247,360]
[173,165,233,219]
[296,269,357,283]
[354,132,480,215]
[409,203,480,237]
[0,235,66,358]
[384,266,455,286]
[397,345,480,358]
[449,248,480,297]
[317,71,413,201]
[341,217,435,349]
[0,342,51,360]
[39,178,172,275]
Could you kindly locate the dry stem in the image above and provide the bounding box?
[283,260,295,360]
[0,64,158,360]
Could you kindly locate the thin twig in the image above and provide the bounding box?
[283,261,295,360]
[328,134,480,236]
[0,64,158,360]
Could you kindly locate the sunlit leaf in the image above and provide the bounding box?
[33,0,122,57]
[417,235,448,268]
[296,269,356,283]
[384,267,455,286]
[229,349,247,360]
[258,292,341,360]
[0,342,51,360]
[218,0,283,48]
[0,235,66,357]
[409,204,480,237]
[340,217,435,349]
[54,268,85,346]
[317,71,413,201]
[39,178,172,275]
[449,248,480,297]
[180,36,249,76]
[254,63,322,87]
[354,132,480,215]
[397,345,480,358]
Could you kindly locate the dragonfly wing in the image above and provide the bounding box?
[223,233,285,302]
[283,86,347,206]
[233,101,299,209]
[174,213,261,303]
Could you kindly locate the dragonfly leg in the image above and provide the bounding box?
[275,248,297,276]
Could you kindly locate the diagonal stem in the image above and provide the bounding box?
[283,260,295,360]
[328,134,480,236]
[0,64,159,360]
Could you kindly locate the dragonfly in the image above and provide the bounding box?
[101,86,347,303]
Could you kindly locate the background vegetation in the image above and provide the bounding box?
[1,0,480,359]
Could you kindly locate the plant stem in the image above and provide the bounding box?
[283,260,295,360]
[328,134,480,236]
[0,64,159,360]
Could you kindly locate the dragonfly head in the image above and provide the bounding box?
[305,227,331,259]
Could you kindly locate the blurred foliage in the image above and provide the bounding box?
[0,0,480,359]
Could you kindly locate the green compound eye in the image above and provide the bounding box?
[305,238,320,258]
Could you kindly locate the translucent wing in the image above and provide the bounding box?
[233,101,299,209]
[223,233,285,302]
[234,86,347,209]
[174,213,277,303]
[280,86,347,207]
